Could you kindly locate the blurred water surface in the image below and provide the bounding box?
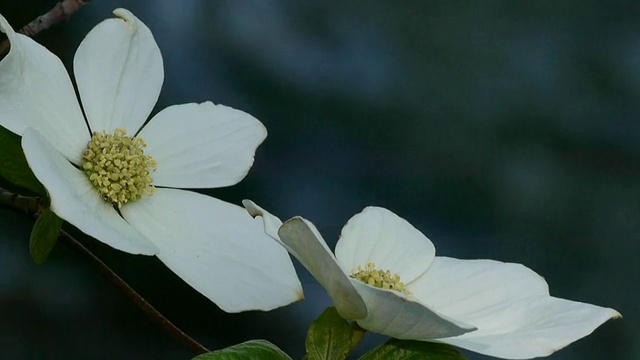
[0,1,637,359]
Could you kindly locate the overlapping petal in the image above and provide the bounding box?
[0,14,89,164]
[243,200,285,244]
[140,102,267,189]
[352,280,475,340]
[277,217,367,320]
[21,128,157,255]
[121,188,303,312]
[74,8,163,134]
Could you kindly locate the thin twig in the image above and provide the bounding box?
[0,186,209,354]
[0,0,90,56]
[59,229,210,355]
[0,186,42,215]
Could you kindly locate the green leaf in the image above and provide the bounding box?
[192,340,292,360]
[0,126,46,196]
[29,208,63,264]
[305,307,354,360]
[359,339,468,360]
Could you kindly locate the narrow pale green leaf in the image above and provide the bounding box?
[192,340,292,360]
[0,126,46,196]
[359,339,468,360]
[29,208,63,264]
[306,307,354,360]
[350,322,366,352]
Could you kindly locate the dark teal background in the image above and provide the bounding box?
[0,1,635,359]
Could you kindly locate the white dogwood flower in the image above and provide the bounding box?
[244,201,620,359]
[0,9,303,312]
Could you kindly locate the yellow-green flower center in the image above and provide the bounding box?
[351,262,411,295]
[81,128,157,208]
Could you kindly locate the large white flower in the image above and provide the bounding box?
[244,201,621,359]
[0,9,303,312]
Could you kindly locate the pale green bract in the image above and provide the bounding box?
[244,200,621,359]
[0,8,303,313]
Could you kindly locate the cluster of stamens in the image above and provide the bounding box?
[350,262,411,295]
[81,128,157,208]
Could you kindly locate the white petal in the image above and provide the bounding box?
[439,296,621,359]
[140,102,267,188]
[352,281,476,340]
[74,8,163,134]
[22,128,158,255]
[242,200,285,246]
[408,257,550,320]
[278,217,367,320]
[120,188,303,312]
[335,207,435,283]
[0,14,89,164]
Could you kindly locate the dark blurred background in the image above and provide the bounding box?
[0,1,636,359]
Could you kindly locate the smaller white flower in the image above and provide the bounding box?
[244,200,621,359]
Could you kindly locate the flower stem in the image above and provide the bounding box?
[0,186,42,215]
[0,0,90,57]
[59,228,210,355]
[0,186,210,355]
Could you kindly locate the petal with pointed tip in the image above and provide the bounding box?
[121,188,303,312]
[22,128,157,255]
[278,217,367,320]
[0,14,88,164]
[336,207,435,283]
[140,102,267,188]
[439,296,621,359]
[74,8,163,134]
